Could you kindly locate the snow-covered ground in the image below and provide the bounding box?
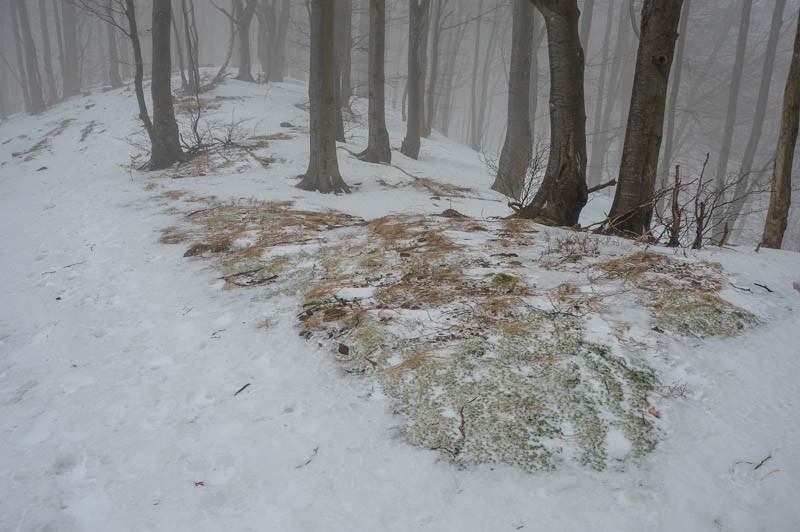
[1,79,799,531]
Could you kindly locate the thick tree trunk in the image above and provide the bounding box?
[725,0,786,240]
[762,11,800,249]
[528,12,544,137]
[62,0,80,97]
[298,0,350,193]
[15,0,45,114]
[607,0,683,235]
[39,0,59,103]
[518,0,587,227]
[235,0,257,82]
[401,0,431,160]
[358,0,391,164]
[493,0,533,199]
[148,0,185,169]
[712,0,751,240]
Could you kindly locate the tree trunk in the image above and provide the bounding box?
[607,0,683,235]
[123,0,154,144]
[580,0,594,48]
[38,0,59,103]
[106,0,123,88]
[401,0,431,160]
[15,0,45,114]
[529,12,544,137]
[298,0,350,193]
[711,0,751,240]
[62,0,80,97]
[469,0,483,150]
[440,9,468,137]
[656,0,691,202]
[171,1,188,91]
[586,0,615,187]
[475,5,500,149]
[358,0,391,164]
[10,0,31,112]
[518,0,587,227]
[761,11,800,249]
[148,0,185,169]
[235,0,257,82]
[725,0,787,240]
[182,0,200,94]
[424,0,446,137]
[336,0,354,103]
[354,0,371,97]
[493,0,533,199]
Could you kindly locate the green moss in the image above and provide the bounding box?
[488,272,518,292]
[651,290,758,338]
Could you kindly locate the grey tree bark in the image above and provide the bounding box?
[423,0,447,137]
[586,0,615,187]
[762,10,800,249]
[10,0,31,112]
[148,0,185,169]
[298,0,351,193]
[401,0,431,160]
[14,0,45,114]
[724,0,787,240]
[39,0,59,103]
[518,0,587,227]
[528,12,544,136]
[493,0,533,199]
[106,0,123,88]
[608,0,683,235]
[62,0,80,97]
[234,0,258,82]
[712,0,751,239]
[656,0,691,199]
[257,0,290,82]
[358,0,391,164]
[580,0,594,48]
[468,0,483,150]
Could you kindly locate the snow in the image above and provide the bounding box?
[1,79,799,531]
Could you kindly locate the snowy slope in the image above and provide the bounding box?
[0,79,799,532]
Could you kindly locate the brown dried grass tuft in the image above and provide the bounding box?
[594,251,723,292]
[385,349,449,375]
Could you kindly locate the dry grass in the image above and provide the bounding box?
[594,250,723,292]
[80,121,97,142]
[410,177,476,198]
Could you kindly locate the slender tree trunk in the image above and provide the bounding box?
[235,0,257,82]
[62,0,80,97]
[712,0,751,239]
[359,0,391,163]
[440,12,467,136]
[106,0,123,88]
[298,0,350,193]
[53,0,66,92]
[182,0,200,94]
[469,0,483,150]
[608,0,683,235]
[171,1,188,90]
[39,0,59,103]
[762,11,800,249]
[256,0,272,79]
[337,0,354,103]
[586,0,615,187]
[518,0,587,227]
[475,5,500,149]
[656,0,691,203]
[401,0,431,160]
[354,0,371,97]
[424,0,446,137]
[493,0,533,199]
[148,0,185,169]
[10,0,31,112]
[725,0,787,240]
[123,0,153,143]
[15,0,45,114]
[271,0,291,82]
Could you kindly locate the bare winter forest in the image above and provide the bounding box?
[1,1,800,531]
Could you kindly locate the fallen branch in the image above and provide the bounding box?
[233,383,251,396]
[294,446,319,469]
[754,283,773,293]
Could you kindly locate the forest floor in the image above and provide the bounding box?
[1,78,799,531]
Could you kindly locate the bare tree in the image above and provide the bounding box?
[62,0,81,97]
[358,0,392,164]
[517,0,587,227]
[148,0,185,169]
[492,0,533,200]
[401,0,432,160]
[105,0,123,88]
[607,0,684,236]
[762,10,800,249]
[298,0,351,193]
[256,0,291,82]
[233,0,258,82]
[14,0,45,114]
[39,0,60,103]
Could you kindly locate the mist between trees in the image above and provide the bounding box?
[0,0,798,249]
